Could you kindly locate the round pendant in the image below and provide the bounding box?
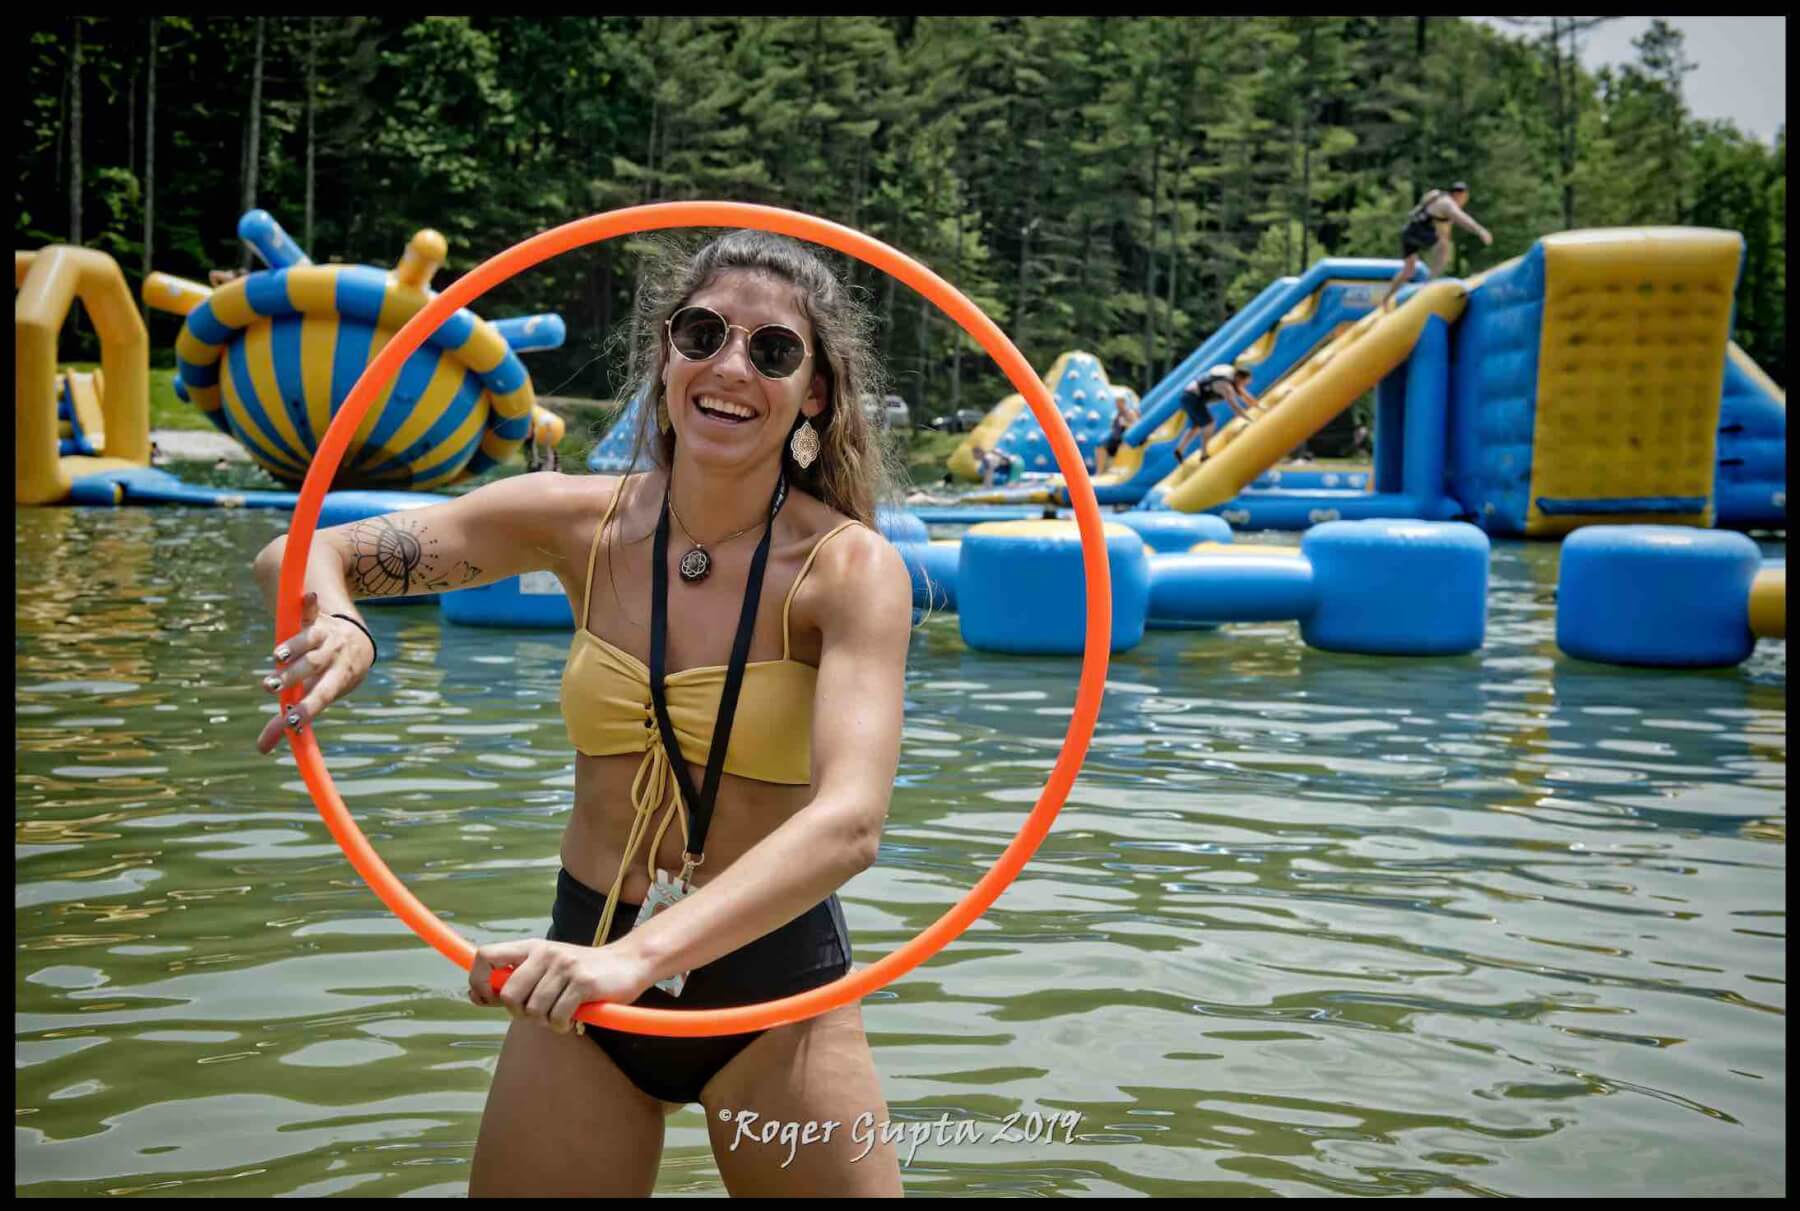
[678,546,711,583]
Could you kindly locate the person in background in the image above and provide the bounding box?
[1380,181,1493,308]
[971,442,1016,487]
[1173,365,1257,464]
[1095,391,1140,475]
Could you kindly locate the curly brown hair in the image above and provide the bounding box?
[616,230,902,525]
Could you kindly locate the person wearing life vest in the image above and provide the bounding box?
[1380,181,1492,308]
[1174,364,1257,463]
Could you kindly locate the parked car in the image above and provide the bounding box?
[926,408,985,434]
[863,393,914,431]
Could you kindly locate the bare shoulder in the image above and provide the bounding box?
[791,499,912,632]
[818,520,908,584]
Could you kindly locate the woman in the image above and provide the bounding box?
[251,231,915,1196]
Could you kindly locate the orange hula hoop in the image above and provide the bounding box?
[276,202,1111,1037]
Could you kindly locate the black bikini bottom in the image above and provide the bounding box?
[545,866,851,1105]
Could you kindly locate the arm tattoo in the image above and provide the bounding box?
[340,515,484,598]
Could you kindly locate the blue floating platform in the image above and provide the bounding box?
[907,504,1066,526]
[68,466,302,508]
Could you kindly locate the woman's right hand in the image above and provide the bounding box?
[255,591,376,754]
[469,938,658,1036]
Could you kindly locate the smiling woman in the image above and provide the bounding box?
[616,231,902,526]
[249,228,921,1196]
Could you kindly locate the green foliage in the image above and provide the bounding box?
[16,15,1785,403]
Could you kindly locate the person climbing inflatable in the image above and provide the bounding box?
[1381,181,1493,307]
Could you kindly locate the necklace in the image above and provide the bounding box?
[666,481,782,584]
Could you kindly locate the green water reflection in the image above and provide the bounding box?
[16,499,1786,1197]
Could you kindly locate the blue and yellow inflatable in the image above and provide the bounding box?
[144,210,566,490]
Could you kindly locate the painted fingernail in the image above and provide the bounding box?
[263,675,281,692]
[275,646,291,663]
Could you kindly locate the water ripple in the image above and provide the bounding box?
[14,511,1785,1196]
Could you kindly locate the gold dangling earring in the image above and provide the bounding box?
[789,418,820,470]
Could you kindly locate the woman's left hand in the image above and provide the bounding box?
[468,938,657,1036]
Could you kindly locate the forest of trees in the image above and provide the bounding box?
[18,16,1788,417]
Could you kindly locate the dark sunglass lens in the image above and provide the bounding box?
[750,327,806,378]
[670,309,726,359]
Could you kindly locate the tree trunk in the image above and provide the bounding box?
[1076,216,1092,349]
[920,158,939,400]
[809,17,826,211]
[1015,103,1044,357]
[1219,153,1235,328]
[1301,22,1314,269]
[1413,17,1427,198]
[240,16,266,269]
[1561,20,1577,228]
[127,62,137,181]
[69,17,82,246]
[305,17,318,253]
[1015,216,1030,359]
[882,271,896,359]
[1143,140,1161,390]
[1163,163,1182,381]
[950,205,963,411]
[646,98,660,202]
[54,35,67,198]
[917,289,932,402]
[142,17,158,323]
[1301,142,1312,269]
[1547,18,1573,229]
[644,22,662,204]
[597,252,613,376]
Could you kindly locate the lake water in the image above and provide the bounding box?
[15,493,1786,1196]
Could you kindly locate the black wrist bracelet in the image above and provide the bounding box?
[330,613,378,665]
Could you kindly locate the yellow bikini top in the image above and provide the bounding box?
[558,476,860,944]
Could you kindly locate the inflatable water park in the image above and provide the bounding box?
[951,230,1784,535]
[18,207,567,509]
[14,217,1785,667]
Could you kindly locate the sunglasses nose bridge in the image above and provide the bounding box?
[709,325,761,379]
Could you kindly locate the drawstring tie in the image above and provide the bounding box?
[592,710,687,945]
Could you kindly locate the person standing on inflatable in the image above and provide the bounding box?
[1095,391,1140,474]
[1379,181,1493,308]
[251,231,913,1196]
[1173,365,1257,464]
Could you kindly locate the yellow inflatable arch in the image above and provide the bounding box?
[16,247,151,505]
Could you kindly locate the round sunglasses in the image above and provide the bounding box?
[664,305,813,381]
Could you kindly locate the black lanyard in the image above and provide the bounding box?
[648,472,787,869]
